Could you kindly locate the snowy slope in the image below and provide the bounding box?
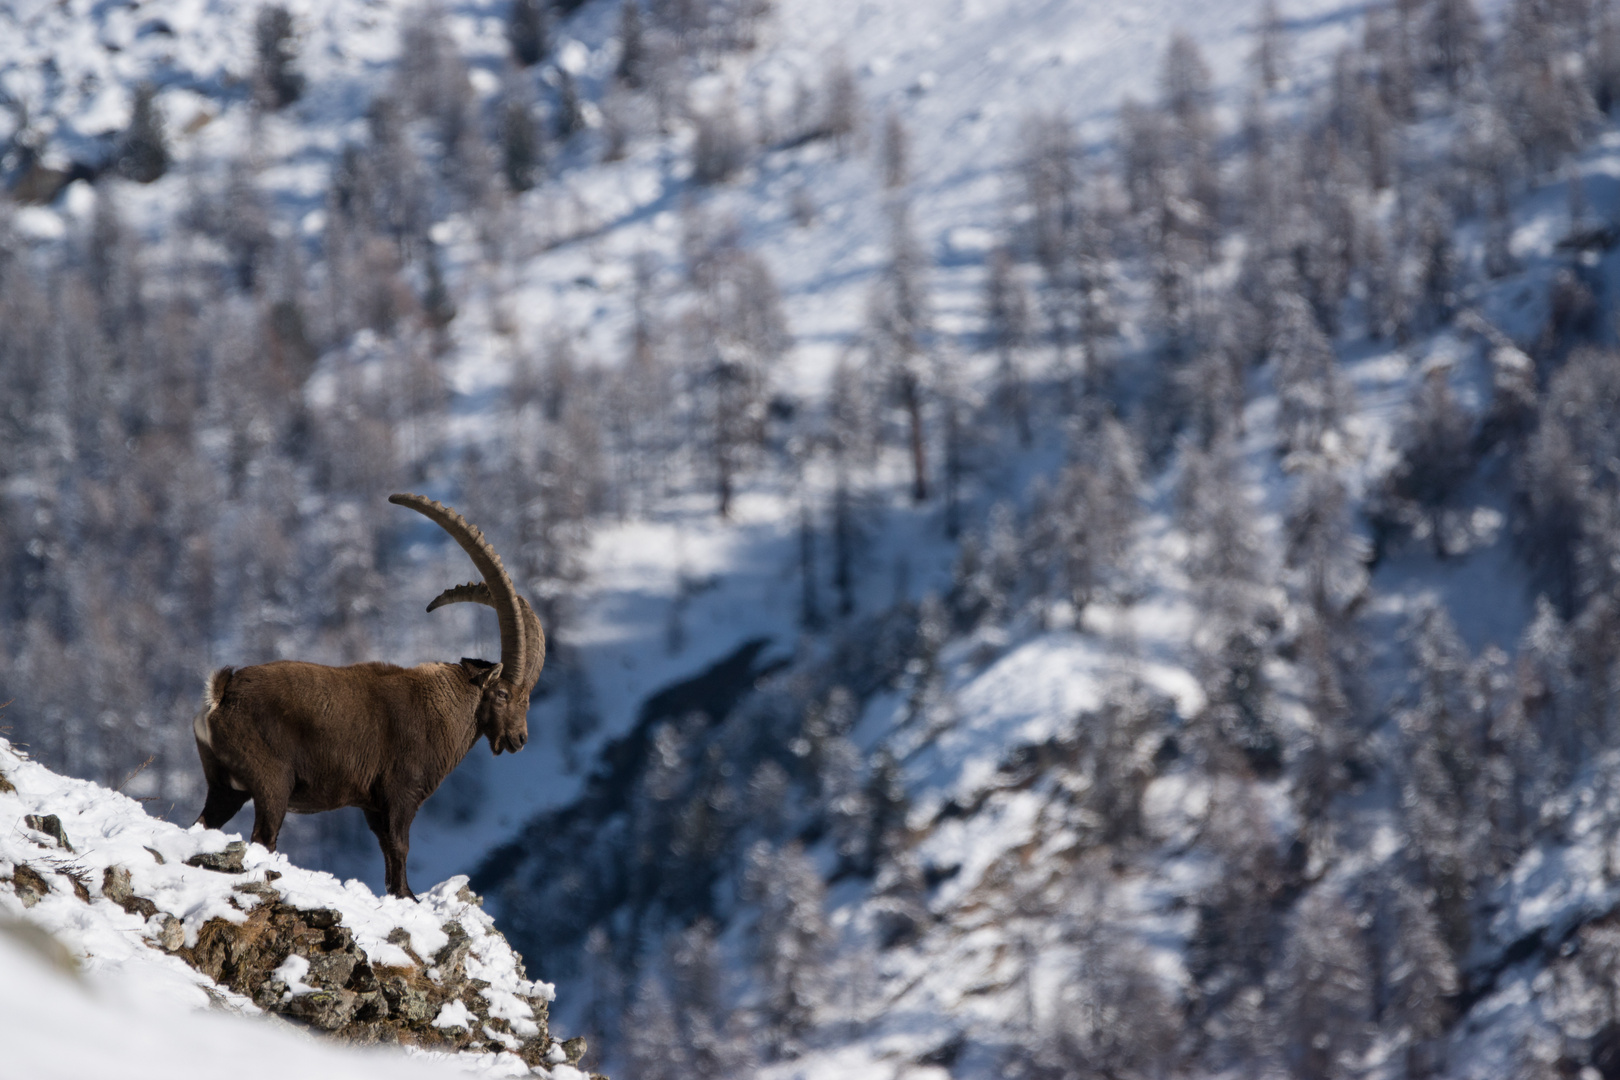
[0,733,590,1079]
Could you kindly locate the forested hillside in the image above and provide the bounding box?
[5,0,1620,1076]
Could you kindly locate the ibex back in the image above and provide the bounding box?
[192,494,545,899]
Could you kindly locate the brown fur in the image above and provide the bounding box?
[192,494,541,901]
[193,658,518,899]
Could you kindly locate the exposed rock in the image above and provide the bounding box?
[24,814,73,852]
[185,840,247,873]
[152,913,185,952]
[562,1035,589,1065]
[12,864,49,908]
[0,769,14,794]
[142,882,563,1065]
[103,865,159,919]
[283,987,363,1031]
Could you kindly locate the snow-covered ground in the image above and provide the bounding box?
[0,734,585,1079]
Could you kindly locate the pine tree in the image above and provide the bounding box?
[1029,414,1142,617]
[1272,293,1350,461]
[1381,364,1474,557]
[690,94,747,184]
[1279,889,1373,1080]
[507,0,549,67]
[983,245,1032,445]
[254,5,305,109]
[1424,0,1484,93]
[1252,0,1286,89]
[616,0,645,87]
[117,84,170,184]
[500,77,543,192]
[1188,780,1285,1061]
[1397,601,1486,959]
[865,199,931,502]
[880,110,908,188]
[1381,876,1460,1050]
[820,52,861,152]
[554,68,586,140]
[744,840,830,1055]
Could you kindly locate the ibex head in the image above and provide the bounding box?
[390,493,547,756]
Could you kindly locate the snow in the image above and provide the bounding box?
[0,735,560,1078]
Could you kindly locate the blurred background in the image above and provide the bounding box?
[5,0,1620,1075]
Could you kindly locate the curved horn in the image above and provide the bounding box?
[389,494,529,686]
[425,581,547,690]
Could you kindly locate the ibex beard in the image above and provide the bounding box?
[191,494,545,900]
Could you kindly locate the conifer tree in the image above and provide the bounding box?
[616,0,645,87]
[508,0,550,67]
[117,84,170,184]
[1279,889,1373,1080]
[866,199,931,502]
[254,5,305,110]
[500,77,543,192]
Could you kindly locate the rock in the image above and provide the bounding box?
[307,949,357,989]
[282,988,361,1031]
[562,1036,588,1066]
[158,892,565,1069]
[103,865,159,919]
[303,907,341,930]
[379,974,435,1024]
[185,840,247,873]
[12,864,49,908]
[0,768,14,794]
[22,814,71,852]
[153,914,185,952]
[352,989,388,1023]
[348,958,378,993]
[434,922,473,981]
[454,882,483,907]
[253,978,288,1012]
[233,880,281,905]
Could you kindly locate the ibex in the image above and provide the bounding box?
[192,494,545,899]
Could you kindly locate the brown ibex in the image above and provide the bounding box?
[191,493,545,899]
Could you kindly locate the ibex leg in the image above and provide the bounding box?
[364,803,419,901]
[197,785,250,830]
[248,768,293,852]
[194,743,250,829]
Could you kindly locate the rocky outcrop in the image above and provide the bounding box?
[168,874,583,1068]
[4,850,597,1075]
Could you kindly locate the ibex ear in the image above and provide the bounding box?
[459,658,503,688]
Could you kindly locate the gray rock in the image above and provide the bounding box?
[562,1036,588,1065]
[24,814,73,852]
[282,988,361,1031]
[185,840,247,873]
[152,914,185,952]
[380,975,434,1024]
[434,922,473,981]
[102,865,159,919]
[303,907,342,930]
[232,880,281,905]
[254,978,289,1011]
[352,989,388,1023]
[307,949,358,989]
